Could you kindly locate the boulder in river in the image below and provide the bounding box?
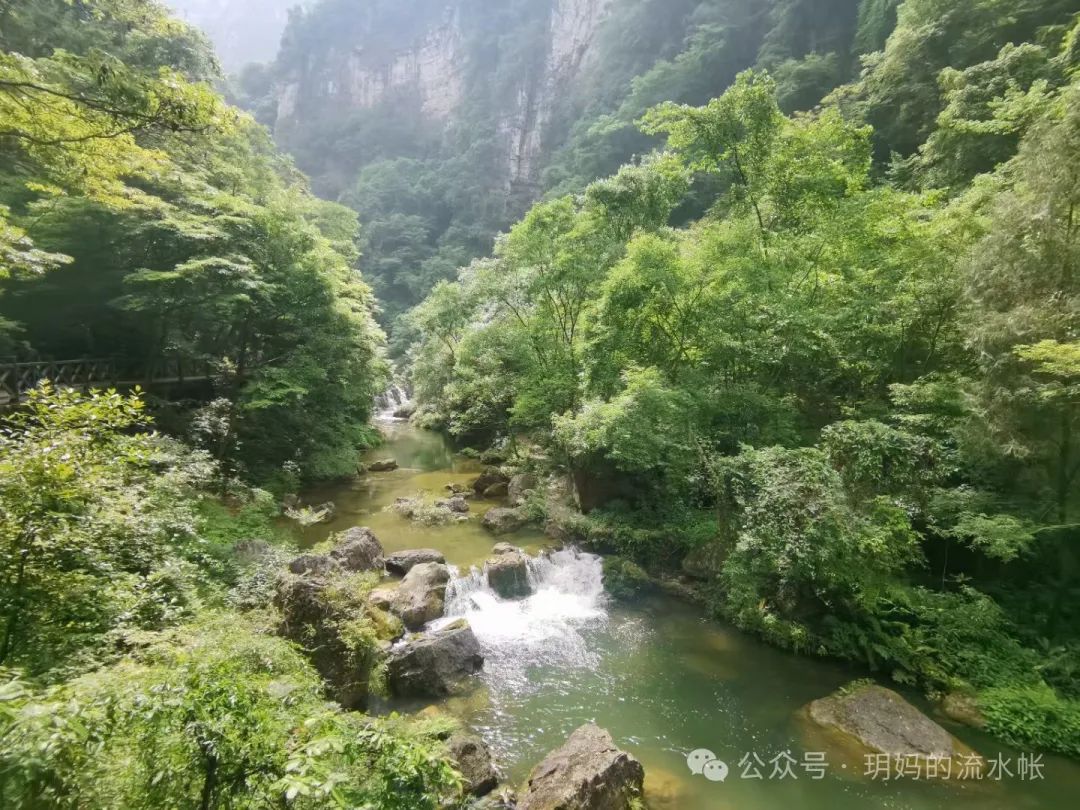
[436,495,470,514]
[329,526,384,572]
[517,723,645,810]
[472,468,509,495]
[481,507,527,535]
[367,458,399,472]
[483,481,510,498]
[602,556,651,601]
[804,682,983,778]
[448,732,499,797]
[485,544,533,599]
[388,562,450,630]
[385,548,447,576]
[508,473,538,504]
[386,619,484,697]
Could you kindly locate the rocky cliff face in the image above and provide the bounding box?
[274,0,612,192]
[503,0,613,190]
[275,5,465,128]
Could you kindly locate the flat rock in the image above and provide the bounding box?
[385,548,447,576]
[386,619,484,697]
[389,562,450,630]
[329,527,384,572]
[805,683,982,777]
[449,733,499,797]
[368,458,399,472]
[517,724,644,810]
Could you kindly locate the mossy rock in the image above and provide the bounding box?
[602,557,652,601]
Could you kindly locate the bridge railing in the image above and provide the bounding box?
[0,357,214,403]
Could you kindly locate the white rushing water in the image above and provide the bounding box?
[374,384,410,417]
[434,549,609,691]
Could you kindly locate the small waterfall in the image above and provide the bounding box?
[374,384,410,418]
[436,549,608,691]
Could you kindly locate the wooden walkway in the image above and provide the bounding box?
[0,358,212,404]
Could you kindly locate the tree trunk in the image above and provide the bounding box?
[1057,409,1073,524]
[0,545,30,665]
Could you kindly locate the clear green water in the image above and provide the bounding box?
[302,420,1080,810]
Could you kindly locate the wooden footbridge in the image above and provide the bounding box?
[0,357,213,405]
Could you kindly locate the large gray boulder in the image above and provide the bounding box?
[449,733,499,797]
[389,562,450,630]
[485,544,533,599]
[806,683,982,776]
[330,527,384,572]
[385,548,447,576]
[517,724,644,810]
[368,458,399,472]
[482,507,527,536]
[386,619,484,697]
[508,473,538,504]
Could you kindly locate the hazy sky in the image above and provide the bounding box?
[166,0,299,70]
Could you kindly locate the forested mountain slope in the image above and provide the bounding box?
[0,0,386,483]
[0,4,465,808]
[242,0,876,325]
[402,0,1080,757]
[247,0,1080,332]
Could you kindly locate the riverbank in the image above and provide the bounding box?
[296,417,1080,809]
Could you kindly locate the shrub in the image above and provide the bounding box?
[0,616,461,808]
[981,684,1080,757]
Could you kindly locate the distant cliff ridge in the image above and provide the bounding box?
[254,0,872,322]
[273,0,612,196]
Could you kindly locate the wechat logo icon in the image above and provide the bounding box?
[687,749,729,782]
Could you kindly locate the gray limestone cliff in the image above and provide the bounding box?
[272,0,612,195]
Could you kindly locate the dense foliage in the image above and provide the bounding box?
[0,384,460,808]
[0,6,465,806]
[243,0,884,329]
[407,12,1080,755]
[0,0,386,485]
